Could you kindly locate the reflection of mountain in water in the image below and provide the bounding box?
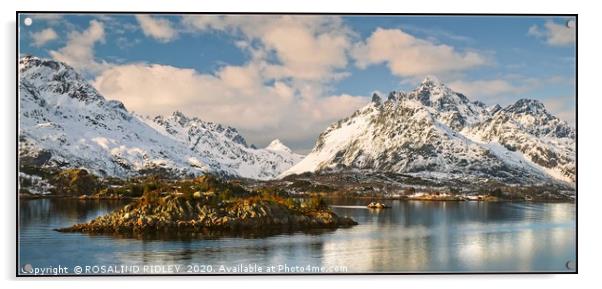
[322,199,575,272]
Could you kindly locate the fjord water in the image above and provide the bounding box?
[18,198,575,273]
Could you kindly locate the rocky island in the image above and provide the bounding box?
[56,175,357,237]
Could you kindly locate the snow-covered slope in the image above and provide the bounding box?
[18,56,302,180]
[282,76,575,185]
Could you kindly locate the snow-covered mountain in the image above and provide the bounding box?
[141,112,303,180]
[282,76,575,185]
[18,56,302,180]
[265,139,295,153]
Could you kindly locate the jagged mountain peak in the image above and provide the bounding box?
[419,75,445,88]
[20,55,78,81]
[20,55,59,71]
[390,77,486,130]
[266,139,293,153]
[170,110,191,124]
[490,98,575,139]
[488,104,502,114]
[420,75,443,85]
[150,111,249,148]
[503,98,548,116]
[382,77,459,106]
[400,77,472,109]
[19,56,104,104]
[371,92,382,104]
[415,75,457,99]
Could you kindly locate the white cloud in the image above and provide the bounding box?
[135,15,177,43]
[156,15,365,148]
[49,20,110,74]
[182,15,353,81]
[352,28,487,78]
[528,20,576,46]
[29,28,58,47]
[93,62,367,148]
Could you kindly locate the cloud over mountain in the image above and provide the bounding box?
[352,28,488,77]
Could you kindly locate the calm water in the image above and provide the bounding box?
[18,198,576,274]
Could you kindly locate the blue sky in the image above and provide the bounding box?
[18,14,576,152]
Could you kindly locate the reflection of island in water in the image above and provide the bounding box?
[18,198,575,273]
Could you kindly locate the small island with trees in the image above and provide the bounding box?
[55,174,358,238]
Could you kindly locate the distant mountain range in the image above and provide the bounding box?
[18,56,303,180]
[282,76,575,186]
[18,56,575,186]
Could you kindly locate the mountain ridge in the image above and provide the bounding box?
[282,77,575,186]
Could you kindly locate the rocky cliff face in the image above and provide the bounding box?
[19,56,303,180]
[283,77,575,185]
